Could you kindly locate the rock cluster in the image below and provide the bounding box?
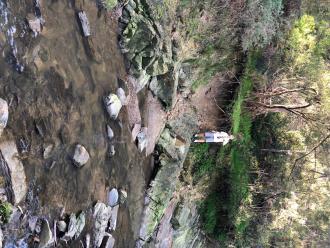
[119,0,182,108]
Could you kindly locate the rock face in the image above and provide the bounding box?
[103,94,122,120]
[137,110,199,246]
[0,98,8,136]
[72,144,90,167]
[0,141,27,205]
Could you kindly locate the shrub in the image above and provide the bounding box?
[242,0,283,50]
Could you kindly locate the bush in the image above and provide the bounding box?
[0,202,12,224]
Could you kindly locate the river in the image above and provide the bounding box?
[0,0,150,247]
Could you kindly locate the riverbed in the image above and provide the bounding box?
[0,0,149,246]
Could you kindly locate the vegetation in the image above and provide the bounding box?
[0,202,12,224]
[104,0,118,10]
[185,0,330,246]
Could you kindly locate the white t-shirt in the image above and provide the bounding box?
[213,131,231,145]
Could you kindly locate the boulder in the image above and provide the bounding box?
[131,123,141,142]
[57,220,67,232]
[104,94,122,120]
[116,88,127,105]
[0,98,8,136]
[108,145,115,157]
[43,144,54,159]
[78,11,90,37]
[28,216,39,232]
[72,144,90,167]
[119,189,127,204]
[85,233,91,248]
[105,234,115,248]
[26,14,42,35]
[0,141,27,205]
[93,202,112,248]
[137,127,148,153]
[61,212,86,241]
[109,205,119,231]
[106,125,114,140]
[38,219,53,248]
[149,69,179,108]
[107,188,118,207]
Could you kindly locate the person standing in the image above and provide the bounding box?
[193,131,234,145]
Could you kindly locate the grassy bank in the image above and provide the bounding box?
[196,54,256,245]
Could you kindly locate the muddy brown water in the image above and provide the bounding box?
[0,1,150,246]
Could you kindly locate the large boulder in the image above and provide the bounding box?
[0,98,8,136]
[149,68,179,109]
[0,141,27,205]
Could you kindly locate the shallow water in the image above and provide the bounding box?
[0,0,149,246]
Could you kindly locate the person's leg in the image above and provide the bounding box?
[194,138,206,143]
[205,136,215,143]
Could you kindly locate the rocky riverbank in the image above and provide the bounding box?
[117,0,216,247]
[0,0,218,247]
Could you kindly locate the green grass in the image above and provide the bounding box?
[191,143,216,179]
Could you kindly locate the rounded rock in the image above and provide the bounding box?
[57,220,67,232]
[108,145,115,157]
[107,125,114,140]
[73,144,90,167]
[108,188,119,207]
[119,189,127,204]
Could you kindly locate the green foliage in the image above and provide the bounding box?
[0,202,12,224]
[191,143,215,179]
[105,0,118,9]
[242,0,283,50]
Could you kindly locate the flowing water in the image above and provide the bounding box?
[0,0,149,246]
